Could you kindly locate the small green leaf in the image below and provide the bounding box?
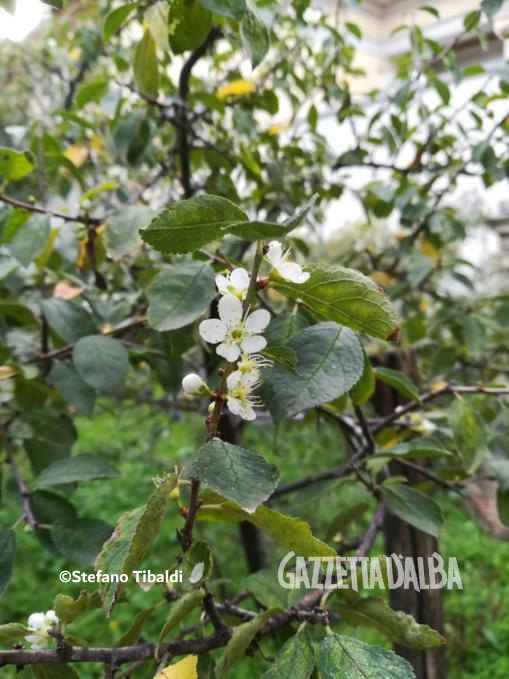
[243,568,288,609]
[449,395,486,471]
[103,3,137,40]
[0,147,34,180]
[374,367,420,403]
[182,540,213,586]
[96,475,176,614]
[0,623,29,646]
[32,664,79,679]
[0,529,16,596]
[105,206,155,259]
[272,264,400,341]
[169,0,212,54]
[263,630,315,679]
[419,5,439,18]
[325,501,371,541]
[50,362,95,417]
[216,609,277,677]
[51,518,113,565]
[115,606,156,646]
[35,454,119,488]
[481,0,503,16]
[192,438,279,513]
[376,437,452,460]
[240,5,270,68]
[199,0,246,19]
[11,215,51,266]
[318,633,415,678]
[159,588,205,641]
[349,350,375,405]
[42,298,96,343]
[54,590,102,625]
[73,335,129,394]
[381,483,443,538]
[74,79,108,109]
[147,262,216,331]
[134,30,159,98]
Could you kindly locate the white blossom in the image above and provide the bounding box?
[226,371,260,421]
[265,240,310,284]
[182,373,210,395]
[215,268,250,300]
[199,295,270,363]
[25,610,59,650]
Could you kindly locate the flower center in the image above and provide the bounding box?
[231,328,243,340]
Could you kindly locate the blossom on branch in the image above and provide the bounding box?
[25,610,59,650]
[182,373,210,395]
[226,371,260,421]
[265,240,310,284]
[215,267,251,300]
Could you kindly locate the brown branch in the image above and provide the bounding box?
[179,477,201,552]
[356,502,385,558]
[2,429,37,529]
[0,192,102,226]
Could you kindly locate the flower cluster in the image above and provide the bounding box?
[181,241,308,421]
[25,610,59,649]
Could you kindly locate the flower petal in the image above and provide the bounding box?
[266,241,282,267]
[215,274,229,295]
[25,634,43,644]
[226,371,242,391]
[241,335,267,354]
[279,262,310,283]
[244,309,270,333]
[199,319,226,344]
[28,613,45,630]
[217,342,241,362]
[229,268,250,292]
[218,294,243,327]
[44,610,58,626]
[239,403,256,421]
[227,396,242,416]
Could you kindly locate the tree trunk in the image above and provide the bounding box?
[372,349,446,679]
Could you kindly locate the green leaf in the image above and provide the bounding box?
[74,79,108,109]
[134,30,159,98]
[40,0,64,7]
[332,596,444,650]
[18,410,76,474]
[419,5,439,18]
[0,529,16,596]
[265,322,363,419]
[481,0,503,16]
[103,3,137,40]
[159,588,205,641]
[11,215,51,266]
[42,298,96,343]
[115,605,157,646]
[376,437,452,460]
[32,664,79,679]
[192,438,279,513]
[243,568,288,609]
[265,312,309,346]
[0,1,16,14]
[449,395,486,471]
[182,540,213,585]
[325,501,371,541]
[147,262,216,331]
[381,483,443,538]
[199,0,246,19]
[240,5,270,68]
[0,147,34,180]
[262,630,315,679]
[198,489,336,557]
[35,454,119,488]
[0,623,29,645]
[318,633,415,678]
[73,335,129,394]
[272,264,400,341]
[349,350,375,405]
[169,0,212,54]
[216,609,277,677]
[374,367,420,403]
[51,518,113,565]
[96,474,176,614]
[104,206,156,259]
[260,345,297,373]
[50,362,95,417]
[53,590,102,625]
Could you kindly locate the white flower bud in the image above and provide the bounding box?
[182,373,209,395]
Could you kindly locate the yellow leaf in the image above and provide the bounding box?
[420,238,439,261]
[76,235,88,269]
[90,135,103,152]
[54,281,84,300]
[395,229,410,241]
[429,380,449,392]
[108,620,118,631]
[154,655,198,679]
[268,123,292,135]
[0,365,17,380]
[370,270,395,287]
[101,323,113,335]
[63,144,88,168]
[419,296,430,312]
[216,79,254,99]
[69,47,81,61]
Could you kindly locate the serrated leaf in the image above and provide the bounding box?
[159,589,205,641]
[147,262,216,331]
[54,590,102,625]
[103,3,137,40]
[73,335,129,394]
[381,483,443,538]
[169,0,212,54]
[105,206,155,259]
[34,454,119,488]
[265,322,363,419]
[374,367,420,403]
[192,438,279,513]
[0,622,29,645]
[96,475,176,614]
[51,518,113,565]
[263,630,315,679]
[376,437,452,460]
[0,147,34,180]
[318,633,415,678]
[134,30,158,98]
[272,264,400,341]
[0,529,16,596]
[332,596,444,650]
[199,0,246,19]
[216,609,277,678]
[155,655,198,679]
[240,5,270,68]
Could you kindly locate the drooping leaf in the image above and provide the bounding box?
[96,474,176,614]
[0,529,16,596]
[53,590,102,625]
[262,630,315,679]
[159,588,205,641]
[51,518,113,564]
[272,264,400,341]
[103,3,137,40]
[133,30,159,98]
[318,633,415,678]
[104,206,155,259]
[115,606,157,646]
[0,147,34,180]
[240,5,270,68]
[349,349,375,405]
[216,609,277,678]
[73,335,129,394]
[265,322,363,419]
[147,262,216,331]
[192,438,279,513]
[381,483,443,538]
[376,437,452,460]
[42,298,96,343]
[34,454,119,488]
[169,0,212,54]
[199,0,246,19]
[374,367,420,403]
